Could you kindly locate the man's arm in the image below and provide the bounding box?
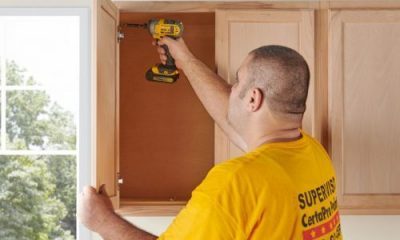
[99,213,157,240]
[156,38,248,152]
[78,185,157,240]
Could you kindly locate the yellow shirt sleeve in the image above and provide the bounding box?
[157,191,246,240]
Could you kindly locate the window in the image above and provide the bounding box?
[0,8,90,240]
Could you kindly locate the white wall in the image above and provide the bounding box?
[2,1,400,240]
[93,215,400,240]
[341,215,400,240]
[0,0,91,7]
[92,217,174,239]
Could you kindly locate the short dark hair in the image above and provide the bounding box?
[240,45,310,119]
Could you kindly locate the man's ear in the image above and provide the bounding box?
[247,88,263,112]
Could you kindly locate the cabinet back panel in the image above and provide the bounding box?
[119,12,215,200]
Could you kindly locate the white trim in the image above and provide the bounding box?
[0,1,91,8]
[0,86,48,90]
[0,20,6,151]
[0,150,77,155]
[77,7,92,240]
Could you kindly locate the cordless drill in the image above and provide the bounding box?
[125,19,184,83]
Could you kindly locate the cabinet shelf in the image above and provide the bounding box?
[117,198,186,216]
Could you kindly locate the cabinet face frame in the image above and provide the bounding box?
[328,9,400,214]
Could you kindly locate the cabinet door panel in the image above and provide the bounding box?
[93,0,119,207]
[329,10,400,213]
[215,10,315,162]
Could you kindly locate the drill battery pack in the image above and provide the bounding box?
[145,64,180,83]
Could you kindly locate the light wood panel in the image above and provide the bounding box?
[119,13,215,203]
[117,199,185,216]
[115,1,320,12]
[329,10,400,213]
[315,7,329,149]
[215,9,315,162]
[93,0,120,208]
[328,0,400,9]
[113,1,400,13]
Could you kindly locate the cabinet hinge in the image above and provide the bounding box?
[117,24,125,42]
[117,172,123,190]
[117,30,124,42]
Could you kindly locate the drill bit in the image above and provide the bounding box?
[122,23,148,29]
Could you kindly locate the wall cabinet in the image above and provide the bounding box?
[329,9,400,214]
[92,0,400,216]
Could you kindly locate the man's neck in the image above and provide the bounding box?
[246,127,302,151]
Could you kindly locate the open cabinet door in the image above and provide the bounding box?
[215,10,315,163]
[92,0,120,208]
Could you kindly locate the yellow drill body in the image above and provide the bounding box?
[146,19,184,83]
[123,19,184,83]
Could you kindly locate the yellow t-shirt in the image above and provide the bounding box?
[158,129,343,240]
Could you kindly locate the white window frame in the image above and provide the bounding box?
[0,8,91,239]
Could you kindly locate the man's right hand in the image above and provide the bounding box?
[152,36,248,152]
[152,37,196,70]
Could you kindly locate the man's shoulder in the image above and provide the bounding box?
[208,154,276,182]
[199,156,250,185]
[192,156,252,195]
[194,153,289,198]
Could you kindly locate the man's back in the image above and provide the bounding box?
[158,129,342,240]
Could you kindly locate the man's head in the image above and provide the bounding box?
[227,45,310,135]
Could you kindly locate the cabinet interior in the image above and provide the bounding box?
[119,12,216,206]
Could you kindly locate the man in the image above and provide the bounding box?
[78,37,343,240]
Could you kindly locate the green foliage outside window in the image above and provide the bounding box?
[0,60,77,239]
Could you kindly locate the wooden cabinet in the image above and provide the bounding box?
[329,9,400,214]
[94,0,218,215]
[92,0,400,215]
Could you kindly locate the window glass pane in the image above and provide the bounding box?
[1,16,79,150]
[0,155,76,239]
[3,16,79,88]
[6,90,76,150]
[0,94,1,149]
[6,59,38,86]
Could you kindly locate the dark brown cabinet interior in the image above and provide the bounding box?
[119,12,216,202]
